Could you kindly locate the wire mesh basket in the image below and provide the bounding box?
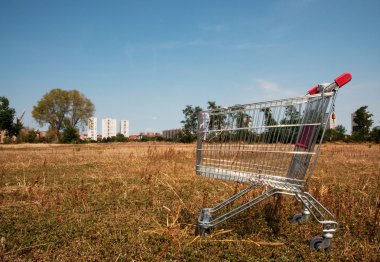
[195,73,352,252]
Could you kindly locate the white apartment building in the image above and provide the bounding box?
[102,118,117,138]
[87,117,97,141]
[120,120,129,137]
[351,112,357,133]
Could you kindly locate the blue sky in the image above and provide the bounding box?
[1,0,379,135]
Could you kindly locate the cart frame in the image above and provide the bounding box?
[195,73,352,252]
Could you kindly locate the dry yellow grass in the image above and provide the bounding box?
[0,142,379,261]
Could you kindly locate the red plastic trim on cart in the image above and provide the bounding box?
[335,72,352,87]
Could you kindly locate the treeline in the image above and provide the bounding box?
[178,102,380,144]
[15,129,172,144]
[1,91,379,144]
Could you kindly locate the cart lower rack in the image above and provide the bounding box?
[195,73,352,252]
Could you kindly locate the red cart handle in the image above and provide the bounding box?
[308,72,352,95]
[335,72,352,87]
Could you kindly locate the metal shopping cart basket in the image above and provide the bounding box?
[195,72,352,252]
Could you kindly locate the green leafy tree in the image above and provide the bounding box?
[280,105,301,143]
[11,122,23,138]
[324,125,346,142]
[32,89,95,142]
[175,129,196,143]
[230,105,252,142]
[207,101,225,130]
[352,106,373,141]
[370,126,380,143]
[25,130,38,143]
[32,89,70,141]
[115,133,129,142]
[181,105,203,133]
[262,108,278,143]
[180,105,203,142]
[0,96,23,141]
[335,125,346,140]
[62,123,80,143]
[68,90,95,127]
[0,97,15,132]
[206,101,228,142]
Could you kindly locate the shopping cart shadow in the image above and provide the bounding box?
[194,73,352,253]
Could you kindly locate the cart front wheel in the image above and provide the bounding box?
[195,225,212,236]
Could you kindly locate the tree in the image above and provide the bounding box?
[324,125,346,142]
[180,105,203,142]
[370,126,380,143]
[0,97,15,138]
[115,133,129,142]
[353,106,373,133]
[175,129,196,143]
[261,108,278,143]
[62,123,80,143]
[0,96,23,141]
[68,90,95,127]
[230,105,252,142]
[280,105,301,143]
[262,108,277,126]
[32,89,95,142]
[335,125,346,140]
[206,101,229,142]
[25,130,38,143]
[352,106,373,141]
[32,89,69,141]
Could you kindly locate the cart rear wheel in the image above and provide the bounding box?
[292,213,303,223]
[195,225,201,236]
[310,236,331,253]
[292,213,308,223]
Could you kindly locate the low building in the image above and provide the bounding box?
[129,135,139,141]
[162,129,182,140]
[138,132,161,140]
[38,131,47,138]
[80,134,88,140]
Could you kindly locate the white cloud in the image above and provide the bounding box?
[256,79,298,97]
[256,79,280,92]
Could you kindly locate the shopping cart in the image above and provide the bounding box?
[195,73,352,252]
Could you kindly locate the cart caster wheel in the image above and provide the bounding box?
[292,213,308,223]
[204,228,211,236]
[310,236,331,253]
[195,225,201,236]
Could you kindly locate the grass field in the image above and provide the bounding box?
[0,142,379,261]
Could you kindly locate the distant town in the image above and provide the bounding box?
[32,116,182,142]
